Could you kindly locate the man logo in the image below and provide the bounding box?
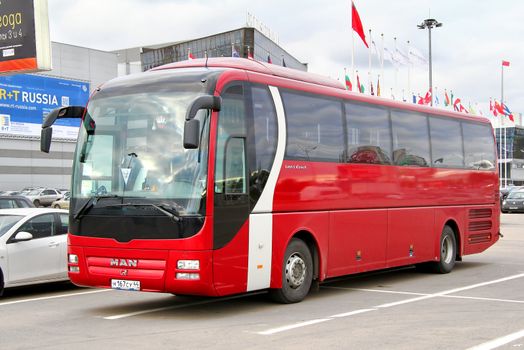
[110,259,138,267]
[120,270,128,276]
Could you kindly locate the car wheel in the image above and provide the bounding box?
[269,238,313,304]
[54,204,61,209]
[33,200,40,207]
[0,268,4,296]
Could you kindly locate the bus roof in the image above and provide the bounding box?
[151,58,490,125]
[150,57,345,90]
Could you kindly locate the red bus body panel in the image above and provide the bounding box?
[68,58,500,297]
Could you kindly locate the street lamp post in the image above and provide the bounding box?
[418,18,442,106]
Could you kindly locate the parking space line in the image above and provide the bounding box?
[104,292,264,320]
[257,319,332,335]
[465,329,524,350]
[326,287,524,304]
[257,273,524,336]
[376,272,524,308]
[0,289,112,307]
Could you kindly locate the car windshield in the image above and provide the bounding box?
[0,215,23,237]
[70,70,213,216]
[27,189,41,195]
[507,192,524,199]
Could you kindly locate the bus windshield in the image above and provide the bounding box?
[71,88,210,216]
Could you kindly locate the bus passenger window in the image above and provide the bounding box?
[462,122,496,170]
[281,91,344,162]
[345,102,392,164]
[429,117,464,168]
[391,111,431,167]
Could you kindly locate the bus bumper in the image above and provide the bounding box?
[67,246,218,296]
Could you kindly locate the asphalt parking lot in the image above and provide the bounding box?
[1,213,523,350]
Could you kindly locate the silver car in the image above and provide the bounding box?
[24,188,63,207]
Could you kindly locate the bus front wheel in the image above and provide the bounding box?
[269,238,313,304]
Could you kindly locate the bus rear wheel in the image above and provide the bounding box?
[432,225,457,273]
[269,238,313,304]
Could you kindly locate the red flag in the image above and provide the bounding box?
[494,100,504,115]
[356,74,362,93]
[423,89,432,105]
[351,1,368,48]
[502,60,510,67]
[188,48,195,60]
[453,98,461,111]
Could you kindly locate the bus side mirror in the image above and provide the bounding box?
[183,119,200,149]
[183,95,221,149]
[41,106,86,153]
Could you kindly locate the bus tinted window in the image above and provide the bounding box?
[282,91,344,162]
[429,117,464,168]
[215,84,247,194]
[462,122,496,170]
[345,102,391,165]
[252,85,278,174]
[391,110,431,167]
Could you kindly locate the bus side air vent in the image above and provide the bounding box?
[468,221,492,232]
[468,208,492,219]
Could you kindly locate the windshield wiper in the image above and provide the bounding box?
[104,203,181,222]
[73,194,120,221]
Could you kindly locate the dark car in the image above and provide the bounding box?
[0,196,36,209]
[501,190,524,213]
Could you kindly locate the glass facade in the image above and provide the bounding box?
[141,27,306,72]
[495,126,524,185]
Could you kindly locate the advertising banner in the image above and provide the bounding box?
[0,74,90,139]
[0,0,51,74]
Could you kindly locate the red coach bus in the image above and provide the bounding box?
[41,58,500,303]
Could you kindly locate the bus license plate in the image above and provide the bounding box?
[111,279,140,291]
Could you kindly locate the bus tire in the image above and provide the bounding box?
[269,238,313,304]
[431,225,457,274]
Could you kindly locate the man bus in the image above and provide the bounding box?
[41,58,500,303]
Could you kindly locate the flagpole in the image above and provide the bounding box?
[380,33,384,88]
[394,37,398,98]
[501,62,507,187]
[351,1,355,81]
[368,29,372,94]
[407,40,411,99]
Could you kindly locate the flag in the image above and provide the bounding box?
[423,89,432,105]
[188,48,195,60]
[282,57,286,67]
[494,100,504,115]
[468,103,476,115]
[502,103,515,122]
[357,73,362,93]
[444,90,450,106]
[376,77,380,97]
[450,91,454,106]
[491,98,498,116]
[453,98,461,112]
[351,1,368,48]
[418,94,424,105]
[267,54,272,64]
[502,60,510,67]
[459,104,468,113]
[412,93,417,104]
[247,46,254,60]
[370,81,374,96]
[345,74,353,91]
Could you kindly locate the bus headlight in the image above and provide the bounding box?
[68,254,79,264]
[177,260,200,270]
[69,266,80,273]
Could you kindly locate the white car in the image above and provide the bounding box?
[0,208,69,295]
[24,188,63,207]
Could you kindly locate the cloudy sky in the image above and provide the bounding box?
[48,0,523,121]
